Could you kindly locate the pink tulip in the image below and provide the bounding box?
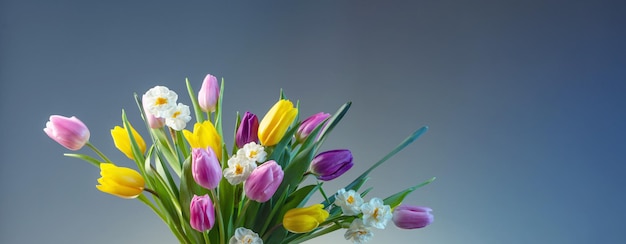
[190,194,215,232]
[296,112,330,142]
[392,205,434,229]
[198,74,219,113]
[44,115,90,150]
[244,160,283,202]
[192,147,222,190]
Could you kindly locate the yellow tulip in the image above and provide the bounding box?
[183,120,222,161]
[258,99,298,146]
[283,204,329,233]
[111,123,146,160]
[96,163,145,199]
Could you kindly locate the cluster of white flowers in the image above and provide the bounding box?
[143,86,192,131]
[223,142,267,185]
[335,189,393,244]
[229,227,263,244]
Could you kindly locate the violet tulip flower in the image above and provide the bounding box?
[192,147,222,190]
[44,115,90,150]
[392,205,434,229]
[309,149,353,181]
[244,160,284,202]
[190,194,216,232]
[296,112,330,142]
[236,111,259,148]
[198,74,219,113]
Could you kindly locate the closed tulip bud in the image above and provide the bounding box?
[296,112,330,142]
[236,111,259,148]
[192,147,222,190]
[309,149,353,181]
[190,194,216,232]
[142,94,165,128]
[244,160,283,202]
[111,122,146,160]
[198,74,219,113]
[183,121,223,161]
[44,115,90,151]
[283,204,330,233]
[96,163,145,199]
[258,99,298,146]
[392,205,434,229]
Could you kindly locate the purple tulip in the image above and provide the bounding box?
[296,112,330,142]
[236,111,259,148]
[44,115,90,151]
[192,147,222,190]
[244,160,284,202]
[142,94,165,128]
[190,194,216,232]
[392,205,433,229]
[309,149,353,181]
[198,74,219,113]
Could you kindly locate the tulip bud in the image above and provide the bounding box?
[392,205,434,229]
[192,147,222,190]
[183,121,222,161]
[96,163,145,199]
[44,115,90,151]
[198,74,219,113]
[309,149,353,181]
[236,111,259,148]
[244,160,283,202]
[190,194,216,232]
[283,204,330,233]
[296,112,330,142]
[258,99,298,146]
[111,122,146,160]
[142,94,165,128]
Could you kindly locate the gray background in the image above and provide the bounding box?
[1,0,625,243]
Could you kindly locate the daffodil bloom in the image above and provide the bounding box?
[183,120,222,160]
[344,219,373,244]
[360,198,392,229]
[223,154,256,185]
[239,142,266,163]
[142,93,165,128]
[258,99,298,146]
[228,227,262,244]
[96,163,145,199]
[334,188,364,216]
[164,103,191,131]
[283,204,329,233]
[143,86,178,118]
[43,115,90,151]
[111,122,146,160]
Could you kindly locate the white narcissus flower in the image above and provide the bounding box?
[334,188,364,216]
[360,198,392,229]
[229,227,263,244]
[240,142,267,163]
[223,154,256,185]
[164,103,191,131]
[143,86,178,118]
[344,219,373,244]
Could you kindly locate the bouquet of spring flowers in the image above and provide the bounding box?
[44,74,435,244]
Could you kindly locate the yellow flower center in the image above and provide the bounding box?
[155,97,168,106]
[248,150,257,159]
[347,196,354,204]
[372,208,379,219]
[172,111,181,118]
[235,164,244,175]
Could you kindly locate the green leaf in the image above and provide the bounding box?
[315,102,351,150]
[383,177,436,208]
[185,77,206,123]
[63,153,101,168]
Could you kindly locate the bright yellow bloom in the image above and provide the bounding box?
[111,123,146,160]
[258,99,298,146]
[183,120,222,161]
[96,163,145,199]
[283,204,329,233]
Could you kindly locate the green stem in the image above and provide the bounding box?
[262,224,282,240]
[137,194,189,243]
[209,190,226,244]
[235,198,251,228]
[203,231,211,244]
[85,142,113,164]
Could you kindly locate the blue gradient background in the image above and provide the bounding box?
[1,1,625,243]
